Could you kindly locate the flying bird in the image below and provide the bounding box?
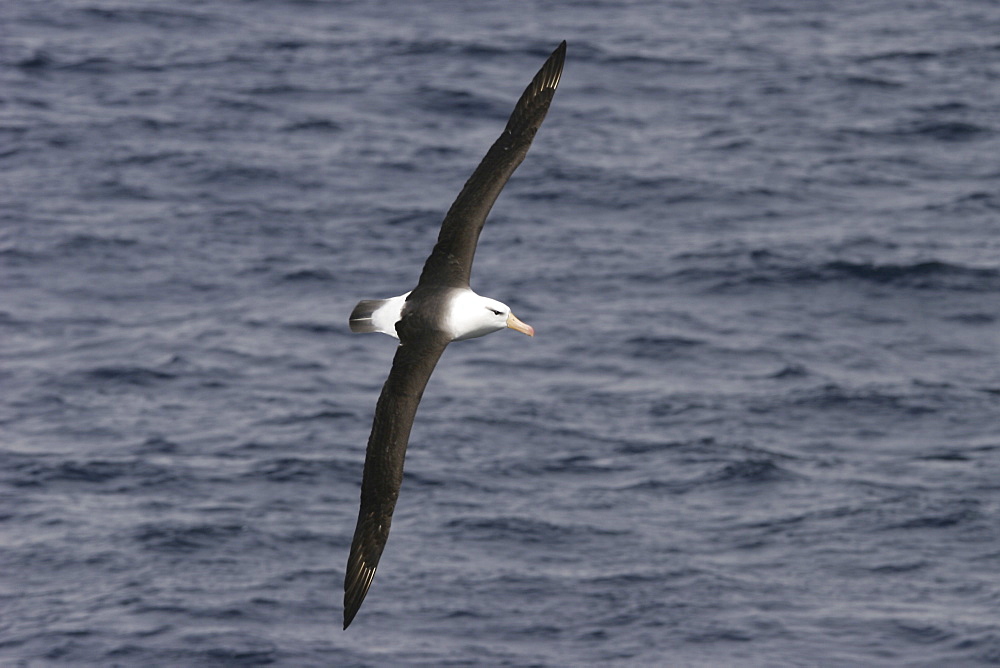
[343,41,566,629]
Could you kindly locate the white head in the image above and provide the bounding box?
[447,290,535,342]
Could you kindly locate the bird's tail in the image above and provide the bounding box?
[349,299,388,333]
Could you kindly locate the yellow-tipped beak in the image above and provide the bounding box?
[506,312,535,337]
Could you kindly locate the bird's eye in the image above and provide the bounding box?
[488,308,502,316]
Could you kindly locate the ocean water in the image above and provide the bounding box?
[2,0,1000,665]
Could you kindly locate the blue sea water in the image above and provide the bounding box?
[2,0,1000,665]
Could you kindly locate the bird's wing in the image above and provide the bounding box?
[416,41,566,290]
[343,329,450,629]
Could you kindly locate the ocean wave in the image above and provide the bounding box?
[247,456,355,483]
[2,456,180,490]
[678,251,1000,292]
[500,453,628,476]
[78,5,222,29]
[857,49,940,62]
[885,498,983,531]
[279,268,335,283]
[55,234,141,253]
[824,259,999,287]
[625,335,706,359]
[783,383,940,416]
[926,191,1000,213]
[133,521,249,554]
[411,85,509,120]
[76,365,177,387]
[703,458,797,486]
[843,119,993,143]
[446,516,628,544]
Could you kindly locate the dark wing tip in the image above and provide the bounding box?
[503,41,566,140]
[548,40,567,87]
[343,559,377,629]
[528,40,567,100]
[343,531,380,629]
[344,507,394,629]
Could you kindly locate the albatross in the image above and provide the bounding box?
[343,41,566,629]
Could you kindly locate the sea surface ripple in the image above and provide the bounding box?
[2,1,999,666]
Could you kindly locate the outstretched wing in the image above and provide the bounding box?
[416,41,566,290]
[344,329,450,629]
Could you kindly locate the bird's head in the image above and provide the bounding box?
[449,292,535,341]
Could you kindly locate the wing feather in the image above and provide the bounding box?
[343,330,450,629]
[416,41,566,289]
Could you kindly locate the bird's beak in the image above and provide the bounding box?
[506,312,535,337]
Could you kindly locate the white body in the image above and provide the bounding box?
[364,288,526,341]
[368,292,411,338]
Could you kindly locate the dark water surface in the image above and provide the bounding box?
[3,1,1000,665]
